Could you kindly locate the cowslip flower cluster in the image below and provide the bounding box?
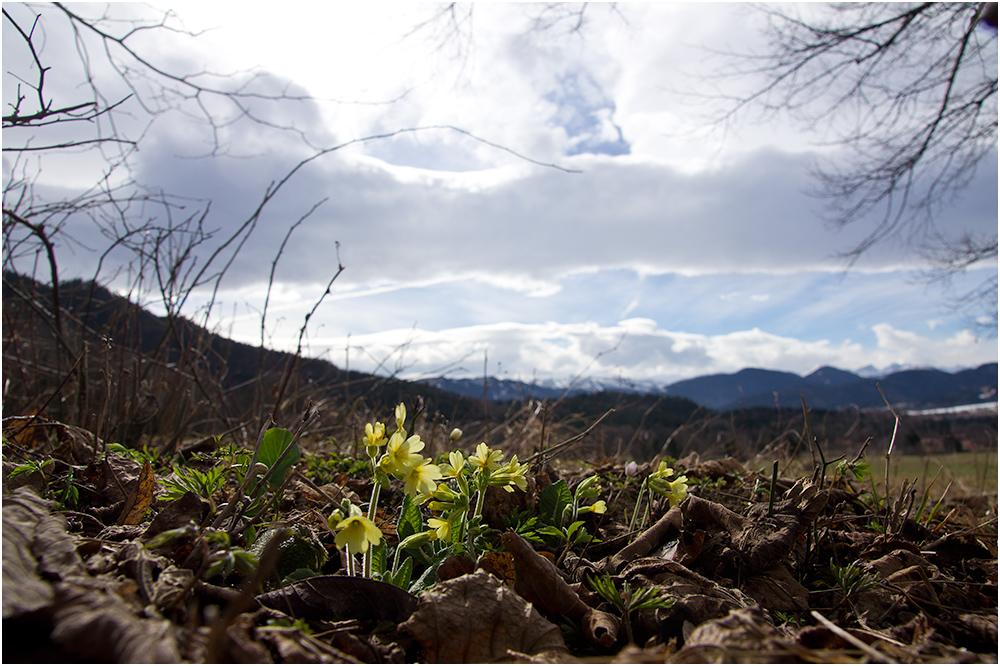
[648,461,689,506]
[336,405,531,575]
[418,442,529,550]
[573,475,607,520]
[628,460,689,533]
[337,404,444,577]
[365,403,441,496]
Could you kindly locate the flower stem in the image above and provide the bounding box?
[473,486,487,519]
[629,479,648,533]
[363,475,383,578]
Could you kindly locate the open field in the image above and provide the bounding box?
[869,450,998,496]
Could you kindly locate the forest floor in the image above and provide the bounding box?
[3,412,997,663]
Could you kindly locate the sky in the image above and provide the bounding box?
[3,3,998,388]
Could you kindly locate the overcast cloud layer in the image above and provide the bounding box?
[4,3,996,386]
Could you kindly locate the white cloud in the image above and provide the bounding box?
[870,324,986,369]
[288,318,992,387]
[100,132,989,302]
[6,3,995,391]
[180,263,996,387]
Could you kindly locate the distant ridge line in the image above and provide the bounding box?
[425,362,999,412]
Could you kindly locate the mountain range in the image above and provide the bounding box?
[6,270,995,416]
[423,363,998,412]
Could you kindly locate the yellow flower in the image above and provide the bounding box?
[664,475,689,506]
[583,499,607,514]
[382,431,425,477]
[364,421,387,458]
[469,442,503,471]
[427,517,451,542]
[652,462,674,479]
[364,421,386,446]
[490,455,529,492]
[394,403,407,431]
[649,464,688,507]
[425,483,462,511]
[402,459,443,497]
[334,514,382,555]
[440,450,466,478]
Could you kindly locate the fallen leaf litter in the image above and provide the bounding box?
[2,429,997,663]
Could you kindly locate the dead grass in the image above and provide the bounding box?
[869,450,998,496]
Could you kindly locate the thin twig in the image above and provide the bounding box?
[876,382,901,534]
[525,408,615,468]
[810,611,898,663]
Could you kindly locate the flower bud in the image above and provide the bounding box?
[575,475,601,500]
[397,532,432,550]
[449,428,463,442]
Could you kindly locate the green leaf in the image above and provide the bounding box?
[244,524,257,549]
[408,559,441,595]
[144,523,197,549]
[371,539,387,577]
[567,521,594,545]
[397,493,423,542]
[538,479,572,526]
[629,586,675,611]
[282,567,320,584]
[390,556,413,589]
[259,428,299,488]
[588,573,626,611]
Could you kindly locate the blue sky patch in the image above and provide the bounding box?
[546,70,630,156]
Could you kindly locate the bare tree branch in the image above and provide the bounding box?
[701,2,997,329]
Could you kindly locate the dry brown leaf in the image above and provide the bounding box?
[479,550,516,586]
[672,606,802,663]
[582,606,621,649]
[3,411,53,449]
[742,564,810,612]
[867,548,936,579]
[118,459,155,525]
[501,530,589,618]
[257,625,359,663]
[501,531,618,649]
[97,455,141,506]
[149,565,195,610]
[2,486,85,618]
[143,490,206,539]
[622,559,753,632]
[400,570,568,663]
[3,491,57,618]
[437,553,475,581]
[256,575,417,623]
[609,504,682,572]
[204,611,272,663]
[51,581,182,662]
[679,456,744,480]
[682,495,747,537]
